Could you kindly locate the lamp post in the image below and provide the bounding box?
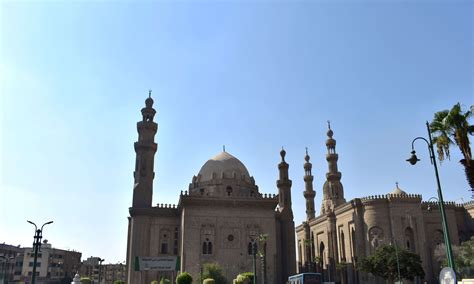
[406,121,455,272]
[390,239,401,284]
[27,220,53,284]
[98,258,104,284]
[0,254,15,284]
[252,240,258,284]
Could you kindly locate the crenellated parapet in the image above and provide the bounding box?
[156,203,178,209]
[387,193,422,202]
[179,189,277,199]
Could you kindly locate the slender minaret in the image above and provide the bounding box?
[276,148,296,281]
[321,122,346,215]
[132,91,158,208]
[277,148,293,211]
[303,148,316,221]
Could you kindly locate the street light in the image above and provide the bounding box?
[0,254,15,284]
[27,220,53,284]
[98,258,104,284]
[252,240,258,284]
[406,121,455,272]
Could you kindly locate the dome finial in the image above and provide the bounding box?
[148,89,152,98]
[305,147,310,162]
[280,146,286,161]
[327,120,334,138]
[223,145,226,152]
[395,181,399,188]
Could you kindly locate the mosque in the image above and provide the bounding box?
[295,125,474,283]
[126,95,296,284]
[126,95,474,284]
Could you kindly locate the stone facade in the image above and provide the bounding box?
[296,127,474,284]
[126,95,296,284]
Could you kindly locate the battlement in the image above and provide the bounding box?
[156,203,178,209]
[360,193,422,203]
[180,190,277,199]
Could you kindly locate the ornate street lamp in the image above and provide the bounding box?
[27,220,53,284]
[406,121,455,272]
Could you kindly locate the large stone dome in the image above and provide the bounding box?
[197,151,250,182]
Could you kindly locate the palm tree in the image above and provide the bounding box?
[430,103,474,192]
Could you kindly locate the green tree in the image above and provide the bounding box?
[359,244,425,282]
[159,278,171,284]
[200,263,226,284]
[113,281,125,284]
[176,272,193,284]
[236,272,254,283]
[203,279,215,284]
[80,277,92,284]
[437,236,474,279]
[430,103,474,191]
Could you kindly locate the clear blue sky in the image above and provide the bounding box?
[1,0,472,263]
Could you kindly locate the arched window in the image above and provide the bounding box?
[340,231,346,261]
[160,230,170,254]
[226,186,233,196]
[351,228,356,258]
[319,242,325,267]
[202,238,213,255]
[405,227,415,252]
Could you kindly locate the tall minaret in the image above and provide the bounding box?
[303,148,316,220]
[320,122,346,215]
[276,148,296,281]
[277,148,293,211]
[132,91,158,208]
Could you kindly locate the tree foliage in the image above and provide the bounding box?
[159,278,171,284]
[80,278,92,284]
[437,236,474,279]
[359,244,425,281]
[430,103,474,190]
[236,272,254,283]
[113,281,125,284]
[176,272,193,284]
[200,263,226,284]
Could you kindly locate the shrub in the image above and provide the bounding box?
[176,272,193,284]
[80,278,92,284]
[151,281,159,284]
[236,272,253,284]
[200,263,226,284]
[114,281,125,284]
[159,278,171,284]
[203,279,215,284]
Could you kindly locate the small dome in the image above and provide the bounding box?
[327,128,333,138]
[145,96,154,107]
[390,183,407,195]
[197,151,251,182]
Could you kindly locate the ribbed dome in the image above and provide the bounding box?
[390,183,407,195]
[197,151,250,182]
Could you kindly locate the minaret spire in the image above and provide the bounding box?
[276,147,296,279]
[132,91,158,208]
[303,148,316,220]
[321,123,346,215]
